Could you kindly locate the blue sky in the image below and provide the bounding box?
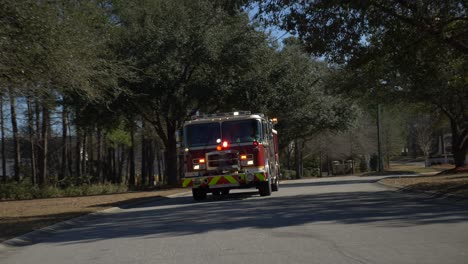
[246,4,292,48]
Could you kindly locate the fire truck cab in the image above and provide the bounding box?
[180,111,280,200]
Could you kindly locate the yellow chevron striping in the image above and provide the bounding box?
[209,176,221,185]
[225,175,238,184]
[255,173,266,181]
[182,179,192,188]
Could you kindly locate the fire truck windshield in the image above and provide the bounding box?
[221,119,261,143]
[184,123,221,147]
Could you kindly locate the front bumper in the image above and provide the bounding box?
[181,171,267,189]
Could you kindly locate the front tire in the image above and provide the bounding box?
[259,181,272,196]
[192,188,207,200]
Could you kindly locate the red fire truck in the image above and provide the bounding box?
[180,111,280,200]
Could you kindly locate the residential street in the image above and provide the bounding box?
[2,176,468,264]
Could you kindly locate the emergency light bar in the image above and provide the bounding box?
[191,111,256,120]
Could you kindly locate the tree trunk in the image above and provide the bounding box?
[105,147,111,183]
[9,92,21,181]
[81,130,87,177]
[38,106,49,186]
[165,121,178,186]
[128,124,136,186]
[67,120,73,177]
[300,140,306,177]
[118,144,126,184]
[60,107,68,180]
[35,100,42,180]
[75,128,82,178]
[294,138,300,179]
[112,147,116,183]
[376,104,384,173]
[96,128,103,182]
[148,139,155,186]
[156,144,162,183]
[26,97,37,185]
[104,147,110,182]
[450,118,467,167]
[0,96,6,182]
[141,121,147,186]
[318,149,323,177]
[89,129,94,177]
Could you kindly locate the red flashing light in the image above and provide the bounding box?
[240,155,247,160]
[253,141,259,146]
[216,140,229,151]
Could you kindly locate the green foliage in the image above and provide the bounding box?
[106,123,132,148]
[257,1,467,60]
[112,0,282,184]
[359,159,368,173]
[0,182,129,200]
[114,0,271,121]
[1,0,119,96]
[303,168,320,177]
[1,0,384,192]
[269,41,358,148]
[0,181,36,200]
[281,169,296,179]
[258,0,467,166]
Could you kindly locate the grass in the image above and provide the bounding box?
[360,163,454,176]
[387,163,453,174]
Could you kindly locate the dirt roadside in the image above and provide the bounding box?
[379,173,468,198]
[377,163,468,199]
[0,188,188,243]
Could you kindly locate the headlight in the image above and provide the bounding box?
[246,173,254,182]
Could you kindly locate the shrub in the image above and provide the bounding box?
[39,186,61,198]
[0,182,130,200]
[359,159,368,173]
[309,168,320,177]
[282,169,296,179]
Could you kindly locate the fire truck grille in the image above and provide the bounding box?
[206,152,239,170]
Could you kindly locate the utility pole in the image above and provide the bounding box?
[376,104,384,173]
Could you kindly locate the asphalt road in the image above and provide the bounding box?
[2,176,468,264]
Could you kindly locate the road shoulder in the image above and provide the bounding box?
[0,188,189,249]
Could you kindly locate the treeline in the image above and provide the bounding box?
[0,0,356,190]
[257,0,467,167]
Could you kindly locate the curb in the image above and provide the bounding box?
[0,191,190,252]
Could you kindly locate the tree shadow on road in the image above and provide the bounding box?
[35,186,468,247]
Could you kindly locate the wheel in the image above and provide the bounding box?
[192,188,207,200]
[260,162,273,196]
[271,176,279,192]
[258,181,272,196]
